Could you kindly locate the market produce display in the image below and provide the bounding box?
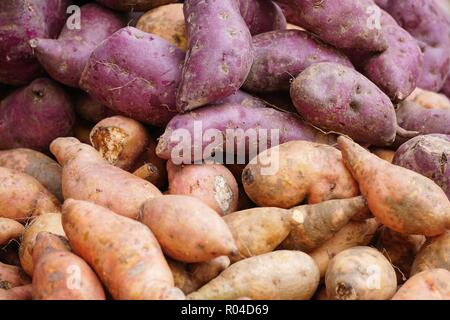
[0,0,449,301]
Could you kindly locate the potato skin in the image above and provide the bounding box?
[393,134,450,199]
[244,30,353,93]
[291,63,397,146]
[239,0,286,35]
[407,88,450,110]
[96,0,177,12]
[167,161,239,215]
[176,0,253,111]
[80,27,184,127]
[50,137,162,220]
[0,148,63,201]
[411,231,450,276]
[338,136,450,236]
[140,195,237,263]
[19,213,65,276]
[188,251,320,300]
[0,284,32,300]
[0,218,24,247]
[0,262,30,290]
[392,269,450,300]
[371,148,395,163]
[325,246,397,300]
[242,141,359,208]
[62,199,184,300]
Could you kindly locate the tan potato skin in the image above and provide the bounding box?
[90,116,150,171]
[0,218,24,246]
[32,232,106,300]
[50,137,162,220]
[137,3,187,51]
[0,284,32,300]
[167,161,239,215]
[0,148,63,200]
[407,88,450,110]
[19,213,66,276]
[392,269,450,300]
[310,219,380,277]
[242,141,359,208]
[0,167,60,222]
[62,199,184,300]
[0,262,30,290]
[280,196,368,252]
[371,148,395,163]
[223,207,291,263]
[338,136,450,236]
[325,246,397,300]
[188,251,320,300]
[411,231,450,276]
[140,195,237,263]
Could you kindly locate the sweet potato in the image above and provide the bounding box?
[371,148,395,163]
[62,199,184,300]
[393,134,450,199]
[73,120,93,145]
[239,0,287,35]
[0,218,24,247]
[137,3,187,51]
[90,116,150,170]
[188,251,319,300]
[384,0,450,91]
[325,246,397,300]
[291,63,407,146]
[176,0,253,111]
[74,92,117,123]
[242,140,359,208]
[79,27,184,127]
[376,227,425,282]
[407,88,450,110]
[310,219,380,277]
[167,161,239,215]
[411,231,450,276]
[32,232,106,300]
[276,0,388,52]
[156,103,336,163]
[280,196,368,252]
[243,30,353,93]
[442,76,450,98]
[140,195,237,263]
[19,213,65,276]
[0,167,60,222]
[0,78,75,151]
[31,3,124,88]
[0,0,69,85]
[0,262,30,290]
[0,148,63,200]
[50,137,162,219]
[337,136,450,236]
[223,207,291,262]
[392,269,450,300]
[96,0,176,12]
[0,284,32,300]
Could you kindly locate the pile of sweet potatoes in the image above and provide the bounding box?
[0,0,449,301]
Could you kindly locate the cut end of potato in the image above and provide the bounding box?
[90,126,128,165]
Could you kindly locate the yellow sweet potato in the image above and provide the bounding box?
[392,269,450,300]
[411,231,450,276]
[0,218,24,246]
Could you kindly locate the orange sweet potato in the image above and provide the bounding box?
[371,148,395,163]
[0,262,30,290]
[410,231,450,276]
[392,269,450,300]
[0,284,32,300]
[0,218,24,246]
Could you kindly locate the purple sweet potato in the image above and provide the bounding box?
[276,0,388,52]
[239,0,287,35]
[442,76,450,98]
[176,0,253,112]
[384,0,450,91]
[0,0,70,85]
[291,62,400,146]
[243,30,353,93]
[0,78,75,151]
[96,0,176,12]
[79,27,184,127]
[30,3,124,88]
[156,103,336,163]
[393,134,450,199]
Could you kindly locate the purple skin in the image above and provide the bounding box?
[291,62,397,146]
[95,0,175,12]
[176,0,253,112]
[74,91,118,123]
[394,134,450,199]
[79,27,184,127]
[156,103,336,162]
[212,90,266,108]
[441,76,450,98]
[359,11,423,103]
[0,78,75,151]
[276,0,388,52]
[243,30,354,93]
[30,3,125,88]
[239,0,287,35]
[0,0,70,86]
[384,0,450,91]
